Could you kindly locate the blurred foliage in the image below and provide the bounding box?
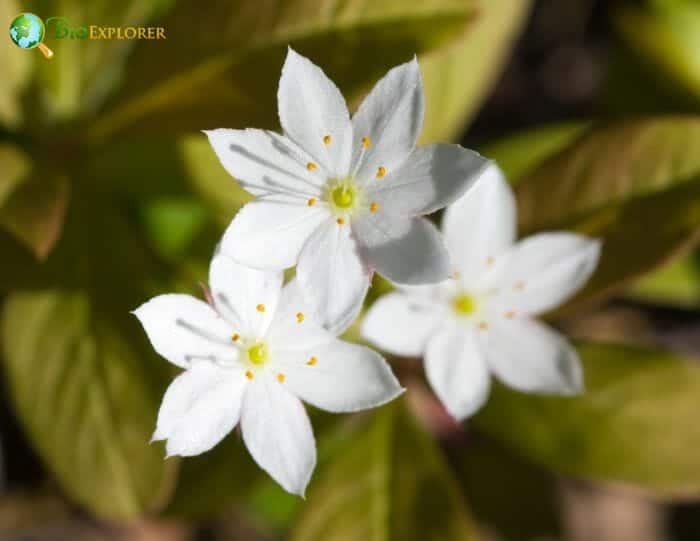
[290,400,476,541]
[3,0,700,536]
[475,341,700,500]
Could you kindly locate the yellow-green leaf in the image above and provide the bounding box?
[87,0,475,142]
[420,0,532,143]
[1,289,176,519]
[515,117,700,313]
[474,341,700,500]
[290,400,476,541]
[479,122,589,182]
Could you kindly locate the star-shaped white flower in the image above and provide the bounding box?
[133,254,403,496]
[205,48,488,332]
[361,165,601,421]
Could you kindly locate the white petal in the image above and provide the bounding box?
[267,279,336,350]
[204,128,326,198]
[154,363,246,457]
[490,233,601,315]
[278,48,353,175]
[241,373,316,496]
[361,292,445,356]
[209,254,283,338]
[219,198,329,270]
[297,221,370,334]
[133,294,235,369]
[278,340,403,413]
[352,58,424,182]
[424,324,491,421]
[366,144,489,216]
[485,317,583,395]
[354,214,450,285]
[442,164,516,282]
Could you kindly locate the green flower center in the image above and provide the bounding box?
[331,184,356,209]
[247,343,268,365]
[452,293,477,315]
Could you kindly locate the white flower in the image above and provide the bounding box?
[133,254,403,496]
[205,48,488,332]
[361,165,601,421]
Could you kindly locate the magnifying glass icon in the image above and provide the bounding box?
[9,13,54,59]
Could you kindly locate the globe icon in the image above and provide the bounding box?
[9,13,53,58]
[9,13,44,48]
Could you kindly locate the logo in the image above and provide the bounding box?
[9,13,53,58]
[9,13,166,60]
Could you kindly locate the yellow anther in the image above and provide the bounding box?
[336,217,345,225]
[323,135,332,145]
[452,271,462,280]
[505,310,516,319]
[245,370,254,380]
[376,166,386,178]
[296,312,305,323]
[370,202,379,213]
[486,256,495,266]
[515,281,525,290]
[256,304,266,312]
[307,162,317,171]
[478,321,489,331]
[307,356,318,366]
[307,197,317,207]
[231,333,240,342]
[277,372,286,383]
[362,136,371,148]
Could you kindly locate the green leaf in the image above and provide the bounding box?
[479,122,589,183]
[0,0,33,128]
[1,289,176,519]
[628,250,700,307]
[514,117,700,313]
[474,341,700,499]
[290,401,476,541]
[87,0,475,141]
[611,1,700,103]
[419,0,532,143]
[0,164,69,260]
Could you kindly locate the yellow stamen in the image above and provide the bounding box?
[277,373,286,383]
[362,136,371,148]
[245,370,254,380]
[515,281,525,290]
[307,197,317,207]
[336,217,345,225]
[452,271,462,280]
[486,256,495,266]
[376,166,386,178]
[323,135,332,145]
[505,310,516,319]
[478,321,489,331]
[231,333,240,342]
[307,356,318,366]
[296,312,305,323]
[256,304,265,312]
[307,162,317,171]
[370,202,379,212]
